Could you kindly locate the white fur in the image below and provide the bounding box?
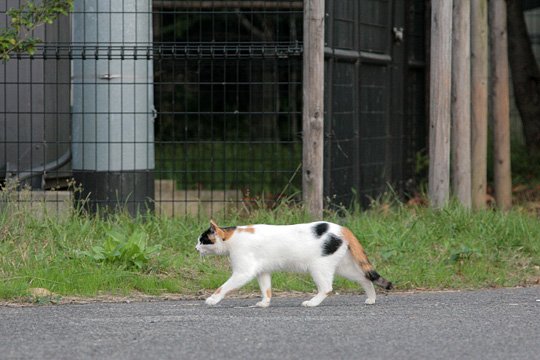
[196,222,377,307]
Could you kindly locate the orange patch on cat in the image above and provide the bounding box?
[237,226,255,234]
[223,228,236,240]
[341,226,373,274]
[215,287,222,295]
[266,289,272,299]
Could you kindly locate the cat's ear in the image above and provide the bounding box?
[210,220,225,239]
[210,219,220,232]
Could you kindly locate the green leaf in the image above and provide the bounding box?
[1,0,73,61]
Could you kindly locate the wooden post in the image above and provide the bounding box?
[429,0,453,208]
[489,0,512,211]
[302,0,325,218]
[451,0,471,208]
[471,0,489,210]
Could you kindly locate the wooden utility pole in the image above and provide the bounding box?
[489,0,512,211]
[451,0,471,208]
[429,0,453,209]
[471,0,489,210]
[302,0,325,218]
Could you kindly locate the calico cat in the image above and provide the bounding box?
[196,220,392,307]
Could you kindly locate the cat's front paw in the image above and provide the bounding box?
[364,298,376,305]
[205,295,222,306]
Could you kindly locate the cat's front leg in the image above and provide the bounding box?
[205,290,223,306]
[255,273,272,308]
[205,272,255,306]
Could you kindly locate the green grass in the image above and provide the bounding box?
[1,199,539,302]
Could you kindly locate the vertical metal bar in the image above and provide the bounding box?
[324,0,333,199]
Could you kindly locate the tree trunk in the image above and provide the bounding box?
[451,0,471,208]
[507,0,540,156]
[428,0,453,209]
[490,0,512,211]
[471,0,489,210]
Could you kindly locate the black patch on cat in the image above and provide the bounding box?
[322,235,343,256]
[199,228,214,245]
[313,222,329,237]
[368,272,393,290]
[199,226,237,244]
[365,270,381,282]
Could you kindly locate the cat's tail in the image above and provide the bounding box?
[365,269,393,290]
[341,227,393,290]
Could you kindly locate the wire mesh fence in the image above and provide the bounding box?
[323,0,427,208]
[510,4,540,143]
[152,1,303,216]
[1,0,303,217]
[3,0,540,218]
[0,0,471,217]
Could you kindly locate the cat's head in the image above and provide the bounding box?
[196,220,229,256]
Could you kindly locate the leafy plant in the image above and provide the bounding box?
[29,294,62,305]
[80,229,162,270]
[0,0,73,61]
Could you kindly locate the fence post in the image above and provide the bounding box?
[429,0,453,208]
[302,0,325,218]
[471,0,489,210]
[451,0,471,208]
[489,0,512,211]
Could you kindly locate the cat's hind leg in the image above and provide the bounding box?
[205,271,256,306]
[337,254,377,304]
[255,272,272,308]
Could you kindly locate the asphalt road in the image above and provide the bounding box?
[1,287,539,360]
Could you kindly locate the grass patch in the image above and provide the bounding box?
[1,200,539,301]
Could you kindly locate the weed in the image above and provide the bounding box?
[448,245,481,264]
[79,229,162,270]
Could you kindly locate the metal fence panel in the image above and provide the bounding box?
[0,0,303,217]
[152,1,303,216]
[324,0,427,208]
[1,0,428,215]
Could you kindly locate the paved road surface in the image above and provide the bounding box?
[1,287,539,359]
